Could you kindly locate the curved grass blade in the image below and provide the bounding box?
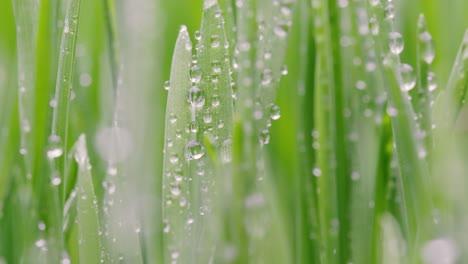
[161,26,193,264]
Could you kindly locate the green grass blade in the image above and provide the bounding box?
[73,135,102,263]
[433,30,468,134]
[49,0,82,199]
[192,0,234,261]
[12,0,39,174]
[415,14,435,153]
[162,25,193,264]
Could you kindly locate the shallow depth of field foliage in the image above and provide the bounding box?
[1,0,468,263]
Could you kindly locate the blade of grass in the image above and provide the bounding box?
[49,0,82,202]
[161,25,193,264]
[73,135,102,263]
[194,1,234,261]
[12,0,39,175]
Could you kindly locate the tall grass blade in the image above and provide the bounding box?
[162,26,193,264]
[73,135,102,263]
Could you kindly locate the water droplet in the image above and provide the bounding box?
[389,32,404,55]
[203,110,212,123]
[190,65,202,83]
[107,166,118,176]
[52,177,61,186]
[20,148,27,155]
[179,197,187,207]
[38,221,46,231]
[49,98,58,108]
[47,135,63,159]
[170,186,181,196]
[185,140,205,160]
[259,130,270,145]
[189,121,198,133]
[419,31,435,64]
[385,2,395,20]
[35,239,47,250]
[312,168,322,177]
[169,113,177,123]
[427,72,437,91]
[164,80,171,90]
[194,30,201,40]
[63,19,70,33]
[355,80,366,90]
[210,34,220,48]
[386,106,398,117]
[369,16,379,36]
[186,86,206,108]
[281,65,288,75]
[169,153,179,164]
[400,64,416,91]
[163,222,170,233]
[212,60,222,74]
[369,0,380,6]
[171,251,180,260]
[418,147,427,159]
[261,69,273,85]
[273,25,288,38]
[211,94,220,107]
[270,104,281,120]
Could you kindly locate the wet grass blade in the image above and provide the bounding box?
[433,30,468,135]
[161,26,193,264]
[49,0,82,200]
[73,135,102,263]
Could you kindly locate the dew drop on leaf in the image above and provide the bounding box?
[185,140,205,160]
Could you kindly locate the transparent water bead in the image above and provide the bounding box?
[369,0,380,6]
[274,25,288,38]
[259,129,270,145]
[186,86,206,108]
[270,104,281,120]
[212,60,222,74]
[389,31,404,55]
[185,140,205,160]
[211,94,220,107]
[190,65,202,84]
[281,65,288,75]
[164,80,171,91]
[47,134,63,160]
[419,31,435,64]
[312,168,322,177]
[169,113,177,124]
[427,72,437,91]
[194,30,201,40]
[422,238,458,264]
[400,64,416,91]
[210,34,220,48]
